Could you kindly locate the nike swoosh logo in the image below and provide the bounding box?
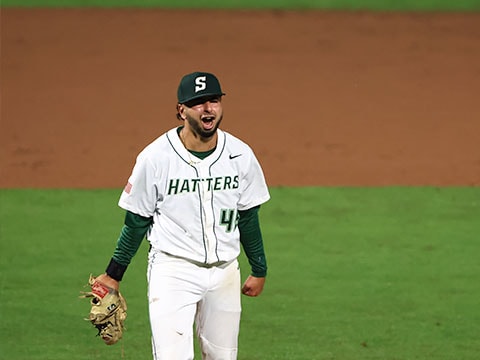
[229,154,242,159]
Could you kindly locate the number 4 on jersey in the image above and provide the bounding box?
[220,209,239,233]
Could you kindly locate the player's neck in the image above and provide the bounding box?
[179,127,217,152]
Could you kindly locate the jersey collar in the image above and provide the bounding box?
[167,127,226,167]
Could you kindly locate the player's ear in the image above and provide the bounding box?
[176,104,186,121]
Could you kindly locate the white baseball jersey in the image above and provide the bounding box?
[118,127,270,265]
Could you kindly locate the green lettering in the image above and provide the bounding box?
[214,177,223,191]
[167,179,180,195]
[180,179,190,193]
[205,178,214,191]
[192,178,201,192]
[232,175,239,189]
[224,176,232,189]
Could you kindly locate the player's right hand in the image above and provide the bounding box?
[95,273,120,291]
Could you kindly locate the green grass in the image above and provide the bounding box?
[1,0,479,10]
[1,187,479,359]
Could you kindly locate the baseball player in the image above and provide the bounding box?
[95,71,270,359]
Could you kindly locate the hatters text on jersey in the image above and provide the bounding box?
[167,175,239,195]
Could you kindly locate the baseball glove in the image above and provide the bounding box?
[80,274,127,345]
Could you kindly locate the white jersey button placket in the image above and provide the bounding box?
[197,165,217,263]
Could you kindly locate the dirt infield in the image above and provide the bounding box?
[2,9,479,188]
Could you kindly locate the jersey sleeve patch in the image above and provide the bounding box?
[124,182,133,194]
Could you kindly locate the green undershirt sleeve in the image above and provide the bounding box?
[105,211,152,281]
[238,205,268,277]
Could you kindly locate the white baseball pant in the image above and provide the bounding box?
[147,250,241,360]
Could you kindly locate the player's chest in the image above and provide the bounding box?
[161,158,241,197]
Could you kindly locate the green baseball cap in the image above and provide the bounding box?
[177,72,225,104]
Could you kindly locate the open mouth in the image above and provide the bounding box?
[201,116,215,130]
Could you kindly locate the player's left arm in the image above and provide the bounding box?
[238,205,267,297]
